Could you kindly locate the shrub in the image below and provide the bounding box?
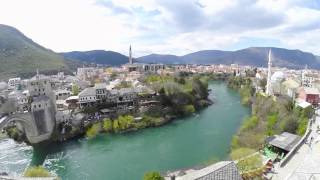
[182,104,195,115]
[86,123,100,138]
[240,116,258,131]
[230,148,256,160]
[236,154,262,173]
[24,166,53,177]
[296,117,308,136]
[102,118,113,132]
[143,171,164,180]
[266,113,278,135]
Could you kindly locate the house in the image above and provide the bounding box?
[65,96,79,110]
[56,99,68,111]
[8,77,21,90]
[281,79,300,99]
[55,89,71,100]
[297,87,320,106]
[78,87,97,108]
[94,83,107,103]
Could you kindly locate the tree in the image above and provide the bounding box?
[71,83,80,96]
[143,171,164,180]
[86,123,100,138]
[103,118,113,132]
[259,78,267,92]
[24,166,53,177]
[182,105,195,115]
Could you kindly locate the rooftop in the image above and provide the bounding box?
[266,132,301,152]
[94,83,107,89]
[304,87,320,95]
[78,87,96,97]
[165,161,242,180]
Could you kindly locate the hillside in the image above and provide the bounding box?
[61,50,129,66]
[0,24,82,80]
[137,47,320,69]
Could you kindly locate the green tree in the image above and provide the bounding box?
[182,104,195,115]
[266,113,278,135]
[103,118,113,132]
[296,117,308,136]
[113,119,120,132]
[143,171,164,180]
[71,83,80,96]
[24,166,53,177]
[86,123,100,138]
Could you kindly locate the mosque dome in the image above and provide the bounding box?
[271,71,285,82]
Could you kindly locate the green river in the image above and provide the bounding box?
[0,81,250,180]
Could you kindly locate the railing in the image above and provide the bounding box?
[279,114,314,167]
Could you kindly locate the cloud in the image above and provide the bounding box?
[0,0,319,56]
[96,0,132,15]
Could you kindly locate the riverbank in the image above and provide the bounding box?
[82,74,213,139]
[226,75,313,178]
[0,81,250,180]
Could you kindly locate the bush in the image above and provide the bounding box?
[143,171,164,180]
[240,116,258,131]
[296,117,308,136]
[24,166,53,177]
[236,154,262,173]
[86,123,100,138]
[112,115,134,132]
[102,118,113,132]
[182,104,195,115]
[266,113,278,135]
[230,148,256,160]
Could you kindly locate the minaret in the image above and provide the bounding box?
[36,68,40,80]
[266,49,273,96]
[129,45,133,64]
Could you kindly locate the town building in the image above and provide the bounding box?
[78,87,97,108]
[8,77,21,90]
[297,87,320,106]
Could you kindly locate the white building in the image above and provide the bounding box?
[55,89,71,100]
[78,87,97,108]
[8,77,21,90]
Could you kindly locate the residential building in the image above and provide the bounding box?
[297,87,320,106]
[8,77,21,90]
[78,87,97,108]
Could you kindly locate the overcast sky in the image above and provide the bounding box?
[0,0,320,57]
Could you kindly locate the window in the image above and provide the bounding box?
[39,104,41,108]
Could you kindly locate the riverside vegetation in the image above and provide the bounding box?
[85,73,211,138]
[227,75,313,173]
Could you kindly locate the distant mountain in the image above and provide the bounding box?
[0,24,83,80]
[137,54,181,64]
[61,50,129,66]
[137,47,320,69]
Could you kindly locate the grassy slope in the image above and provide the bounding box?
[0,24,76,80]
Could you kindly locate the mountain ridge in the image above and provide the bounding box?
[137,47,320,69]
[61,50,129,66]
[0,24,83,80]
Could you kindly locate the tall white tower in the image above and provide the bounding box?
[129,45,133,64]
[266,49,273,96]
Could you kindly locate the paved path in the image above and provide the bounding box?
[272,111,320,180]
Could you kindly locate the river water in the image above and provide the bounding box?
[0,81,250,180]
